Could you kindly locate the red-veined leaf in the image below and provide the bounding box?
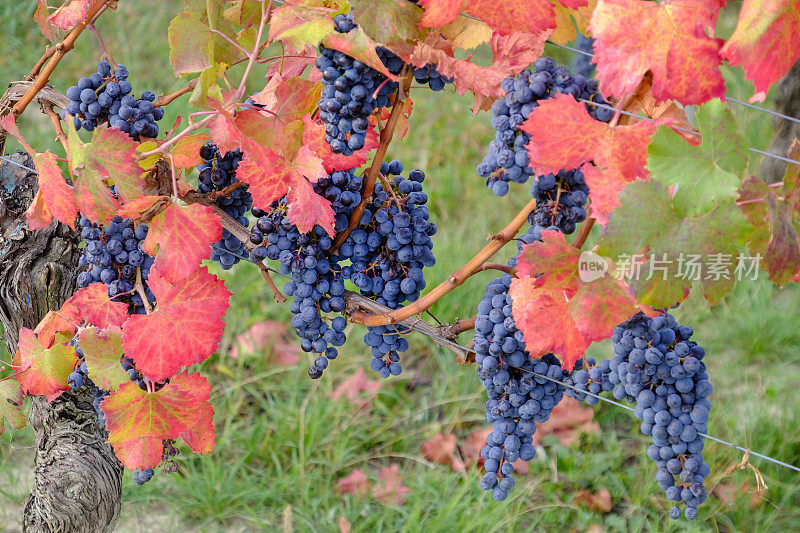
[70,283,130,329]
[0,379,26,435]
[49,0,90,30]
[14,328,77,396]
[143,203,222,283]
[171,133,212,168]
[78,326,129,392]
[122,262,231,381]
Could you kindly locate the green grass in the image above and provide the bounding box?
[2,1,800,532]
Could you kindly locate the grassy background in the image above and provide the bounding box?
[2,1,800,532]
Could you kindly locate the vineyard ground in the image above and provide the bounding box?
[1,2,799,531]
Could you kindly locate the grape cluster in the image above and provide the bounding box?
[316,13,399,155]
[63,60,163,139]
[337,161,437,377]
[76,215,156,314]
[527,168,590,235]
[249,194,351,379]
[563,357,613,406]
[609,312,712,520]
[473,274,570,501]
[476,57,613,196]
[566,312,712,519]
[197,143,252,270]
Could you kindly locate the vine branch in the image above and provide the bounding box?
[347,197,537,328]
[11,0,109,117]
[331,71,415,253]
[572,217,595,249]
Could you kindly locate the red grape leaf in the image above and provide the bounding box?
[721,0,800,100]
[171,133,212,168]
[23,190,53,231]
[512,231,635,370]
[421,433,458,466]
[323,26,398,80]
[143,203,222,283]
[0,115,77,229]
[597,180,753,307]
[335,469,370,497]
[101,371,212,469]
[0,379,26,436]
[737,142,800,285]
[589,0,725,105]
[116,195,170,221]
[373,464,409,505]
[14,328,77,396]
[551,0,596,44]
[78,326,129,392]
[122,262,231,382]
[302,114,379,172]
[34,300,81,349]
[70,282,130,329]
[418,0,463,27]
[409,31,548,105]
[521,94,656,225]
[178,398,215,455]
[328,367,382,407]
[269,2,341,53]
[252,73,322,125]
[266,52,317,79]
[439,13,493,50]
[464,0,558,35]
[81,124,145,204]
[49,0,90,30]
[35,0,61,41]
[286,167,336,234]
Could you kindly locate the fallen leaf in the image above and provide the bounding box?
[373,464,410,505]
[335,469,369,497]
[574,488,612,513]
[532,397,599,446]
[328,367,382,408]
[232,320,300,365]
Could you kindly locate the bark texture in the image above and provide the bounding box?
[759,60,800,183]
[0,151,123,533]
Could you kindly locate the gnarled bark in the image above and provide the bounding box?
[759,60,800,184]
[0,151,123,533]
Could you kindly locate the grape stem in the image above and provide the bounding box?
[206,180,246,201]
[87,24,113,64]
[135,267,153,314]
[258,263,287,303]
[347,197,537,327]
[572,217,595,249]
[474,262,517,276]
[330,71,415,253]
[41,103,68,150]
[234,0,274,102]
[10,0,110,117]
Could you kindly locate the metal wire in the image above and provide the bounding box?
[407,321,800,474]
[0,154,34,173]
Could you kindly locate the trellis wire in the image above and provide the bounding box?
[545,40,800,127]
[407,321,800,475]
[576,99,800,167]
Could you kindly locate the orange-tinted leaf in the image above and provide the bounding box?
[721,0,800,100]
[35,0,61,41]
[266,52,317,79]
[738,163,800,285]
[328,367,382,407]
[335,469,370,497]
[574,488,613,513]
[350,0,425,48]
[521,93,656,224]
[15,328,77,396]
[171,133,212,168]
[252,73,322,125]
[323,26,398,80]
[49,0,90,30]
[373,464,409,505]
[418,0,463,27]
[78,326,129,392]
[179,400,215,455]
[116,195,170,221]
[101,371,212,469]
[532,396,599,446]
[511,231,635,370]
[34,300,81,349]
[143,203,222,283]
[302,114,378,172]
[122,262,231,381]
[589,0,725,105]
[421,433,458,466]
[84,124,145,204]
[70,282,130,329]
[464,0,562,36]
[409,31,547,103]
[0,379,26,435]
[1,115,77,228]
[551,0,597,44]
